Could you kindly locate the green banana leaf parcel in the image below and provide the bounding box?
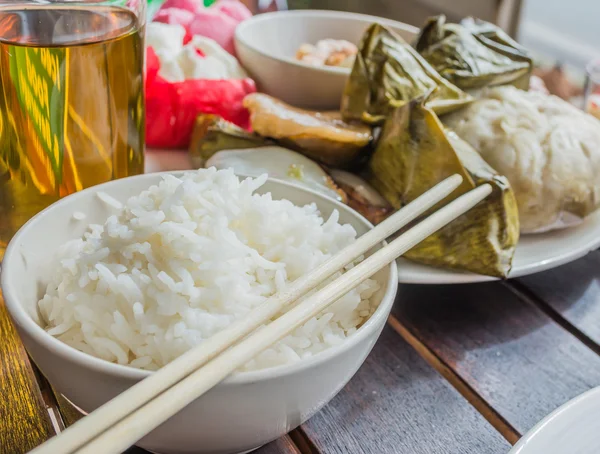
[188,114,273,168]
[341,23,472,125]
[368,97,520,278]
[415,15,532,90]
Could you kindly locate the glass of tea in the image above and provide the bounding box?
[0,0,146,258]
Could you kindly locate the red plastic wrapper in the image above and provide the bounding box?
[145,47,256,149]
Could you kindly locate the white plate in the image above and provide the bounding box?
[144,150,600,285]
[397,209,600,284]
[509,387,600,454]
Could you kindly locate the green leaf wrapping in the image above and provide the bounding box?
[188,114,272,168]
[341,23,473,125]
[368,97,520,278]
[415,15,532,90]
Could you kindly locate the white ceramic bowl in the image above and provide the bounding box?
[2,172,398,454]
[235,10,418,110]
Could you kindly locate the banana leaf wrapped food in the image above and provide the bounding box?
[461,17,530,55]
[341,23,472,124]
[205,145,347,203]
[415,15,532,90]
[189,112,392,225]
[368,97,519,278]
[189,113,273,168]
[243,93,373,167]
[329,169,394,225]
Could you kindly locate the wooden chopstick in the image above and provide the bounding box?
[75,182,491,454]
[31,174,464,454]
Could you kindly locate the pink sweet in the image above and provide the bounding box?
[154,7,195,28]
[187,8,239,55]
[154,0,253,56]
[212,0,253,22]
[160,0,204,13]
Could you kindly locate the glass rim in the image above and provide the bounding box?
[0,0,147,27]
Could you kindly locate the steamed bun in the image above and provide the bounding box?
[445,86,600,233]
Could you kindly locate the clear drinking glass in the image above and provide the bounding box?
[0,0,146,257]
[584,59,600,120]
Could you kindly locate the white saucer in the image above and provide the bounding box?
[509,387,600,454]
[397,208,600,283]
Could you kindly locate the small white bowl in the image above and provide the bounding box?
[2,172,398,454]
[235,10,418,110]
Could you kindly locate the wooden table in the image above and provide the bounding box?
[3,155,600,453]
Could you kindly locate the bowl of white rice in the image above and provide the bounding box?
[2,168,398,454]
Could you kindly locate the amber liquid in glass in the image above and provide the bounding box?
[0,5,145,258]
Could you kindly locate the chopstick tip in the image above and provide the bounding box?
[450,174,463,185]
[479,183,493,196]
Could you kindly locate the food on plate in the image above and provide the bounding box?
[369,97,519,277]
[415,15,532,90]
[176,13,600,279]
[154,0,252,55]
[329,169,393,225]
[39,168,380,371]
[588,94,600,120]
[461,16,531,62]
[153,7,195,32]
[207,0,252,22]
[533,64,584,100]
[147,20,188,59]
[529,75,549,94]
[190,114,393,225]
[205,146,347,202]
[341,23,472,124]
[159,0,204,12]
[444,85,600,233]
[145,22,256,148]
[295,39,358,68]
[189,114,272,167]
[148,22,248,81]
[244,93,373,167]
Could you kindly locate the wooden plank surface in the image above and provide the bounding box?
[121,436,300,454]
[255,436,303,454]
[516,251,600,349]
[392,282,600,439]
[122,435,301,454]
[300,325,510,454]
[0,292,56,454]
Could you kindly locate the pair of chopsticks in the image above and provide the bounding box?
[31,174,491,454]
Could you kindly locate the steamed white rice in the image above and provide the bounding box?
[39,168,380,372]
